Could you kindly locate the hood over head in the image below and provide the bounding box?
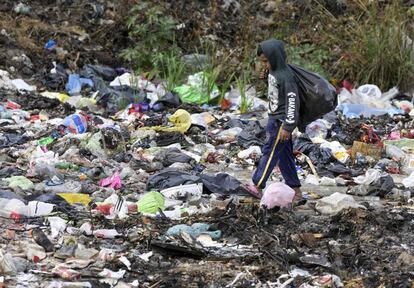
[259,39,287,71]
[258,39,294,81]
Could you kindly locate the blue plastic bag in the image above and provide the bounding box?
[338,103,403,118]
[65,74,94,96]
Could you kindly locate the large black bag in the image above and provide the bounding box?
[288,64,337,131]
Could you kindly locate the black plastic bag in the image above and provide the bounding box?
[154,148,195,167]
[153,92,181,111]
[81,64,117,81]
[200,173,247,195]
[293,134,317,154]
[367,174,395,197]
[147,169,200,191]
[288,64,337,131]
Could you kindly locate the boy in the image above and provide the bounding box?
[246,39,303,202]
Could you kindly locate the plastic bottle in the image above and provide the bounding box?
[63,113,88,134]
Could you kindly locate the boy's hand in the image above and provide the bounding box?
[280,129,291,141]
[259,68,269,80]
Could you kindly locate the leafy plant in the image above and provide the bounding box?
[120,2,180,72]
[337,1,414,90]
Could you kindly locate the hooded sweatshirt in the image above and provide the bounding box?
[259,39,300,132]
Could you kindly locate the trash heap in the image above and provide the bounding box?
[0,62,413,287]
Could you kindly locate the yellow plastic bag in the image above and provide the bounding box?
[41,92,70,103]
[58,193,91,206]
[141,109,192,133]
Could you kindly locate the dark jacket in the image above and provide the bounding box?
[259,39,300,132]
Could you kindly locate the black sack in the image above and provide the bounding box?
[288,64,337,131]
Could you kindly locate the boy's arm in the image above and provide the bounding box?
[282,81,300,132]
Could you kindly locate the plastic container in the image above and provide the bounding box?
[160,183,203,203]
[63,113,88,134]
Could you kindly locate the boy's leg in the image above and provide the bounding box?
[252,119,286,189]
[278,140,303,201]
[278,139,301,188]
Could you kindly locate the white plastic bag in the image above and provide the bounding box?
[354,169,382,185]
[237,146,262,159]
[304,174,319,185]
[93,229,120,239]
[0,199,54,218]
[48,216,67,239]
[315,192,366,215]
[320,141,349,163]
[305,119,330,139]
[402,171,414,188]
[0,250,17,275]
[260,182,295,209]
[161,183,203,204]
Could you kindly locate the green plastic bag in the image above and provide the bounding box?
[4,176,34,190]
[174,72,219,104]
[38,136,54,146]
[137,191,165,214]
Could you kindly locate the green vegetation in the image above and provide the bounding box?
[120,2,180,72]
[285,44,331,79]
[121,0,414,109]
[333,1,414,90]
[153,52,186,92]
[236,75,252,114]
[270,0,414,90]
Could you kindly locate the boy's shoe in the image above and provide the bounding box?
[293,187,307,207]
[242,184,263,199]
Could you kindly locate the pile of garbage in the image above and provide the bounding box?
[0,2,413,285]
[1,56,413,287]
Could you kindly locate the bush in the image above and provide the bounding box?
[270,1,414,91]
[120,2,180,72]
[285,43,331,79]
[334,1,414,91]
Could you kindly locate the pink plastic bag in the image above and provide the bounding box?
[99,171,122,190]
[260,182,295,209]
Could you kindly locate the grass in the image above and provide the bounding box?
[236,75,252,114]
[314,0,414,90]
[153,51,186,92]
[218,72,235,105]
